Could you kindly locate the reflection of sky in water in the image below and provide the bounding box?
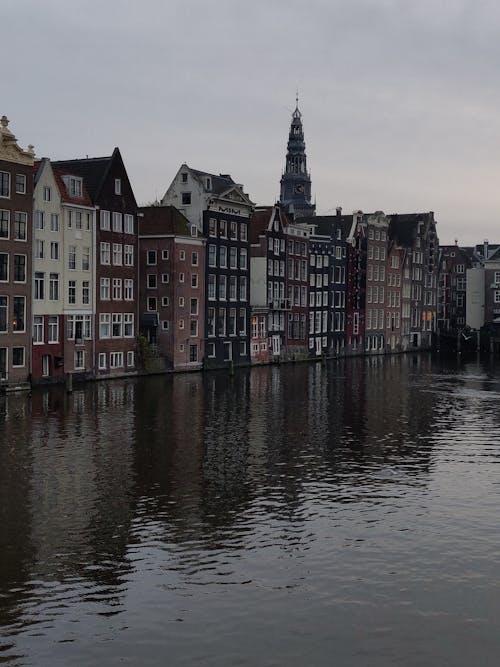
[1,356,500,666]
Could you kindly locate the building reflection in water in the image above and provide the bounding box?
[0,355,451,645]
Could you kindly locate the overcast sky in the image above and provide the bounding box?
[5,0,500,244]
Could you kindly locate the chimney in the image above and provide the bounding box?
[484,239,489,259]
[336,206,342,217]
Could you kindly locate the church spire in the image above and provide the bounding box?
[279,97,315,219]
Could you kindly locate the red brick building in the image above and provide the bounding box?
[0,116,34,389]
[139,205,205,371]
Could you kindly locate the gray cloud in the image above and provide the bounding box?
[5,0,500,244]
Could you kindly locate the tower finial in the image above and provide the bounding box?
[296,89,299,108]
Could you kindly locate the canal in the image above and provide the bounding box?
[1,354,500,666]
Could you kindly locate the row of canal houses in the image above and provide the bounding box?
[0,108,440,390]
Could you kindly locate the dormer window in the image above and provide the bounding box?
[115,179,122,195]
[181,173,188,183]
[68,177,82,198]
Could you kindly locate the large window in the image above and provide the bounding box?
[33,316,43,343]
[0,172,10,198]
[124,214,134,234]
[12,296,25,332]
[68,245,76,270]
[124,313,134,337]
[34,272,45,300]
[14,212,26,240]
[15,174,26,195]
[100,277,110,300]
[113,212,123,233]
[0,253,7,281]
[68,280,76,304]
[0,297,7,332]
[124,279,133,300]
[113,243,122,265]
[100,242,110,264]
[48,316,59,343]
[100,210,110,230]
[124,245,134,266]
[0,210,9,238]
[49,273,59,301]
[100,313,111,338]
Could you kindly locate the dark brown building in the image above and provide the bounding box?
[0,116,34,389]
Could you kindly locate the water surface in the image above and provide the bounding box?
[1,354,500,666]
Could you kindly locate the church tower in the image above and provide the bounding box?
[279,96,315,219]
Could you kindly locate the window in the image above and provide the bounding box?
[208,274,216,299]
[0,210,8,238]
[147,297,157,311]
[240,276,247,301]
[207,307,216,337]
[124,244,134,266]
[179,296,185,307]
[190,298,198,315]
[181,173,188,183]
[181,192,191,205]
[191,251,198,266]
[124,214,134,234]
[147,250,157,265]
[80,247,89,271]
[190,319,198,337]
[494,291,500,304]
[15,174,26,194]
[189,345,198,362]
[162,296,169,307]
[179,250,185,261]
[112,279,122,300]
[67,210,73,228]
[209,219,217,237]
[115,179,121,195]
[113,212,123,232]
[48,242,58,261]
[12,347,25,367]
[230,222,237,239]
[48,316,59,343]
[218,308,226,336]
[14,212,26,240]
[147,274,157,289]
[100,242,110,264]
[223,341,232,361]
[229,246,237,269]
[100,210,110,230]
[208,244,217,267]
[33,316,44,343]
[228,308,236,335]
[162,273,169,284]
[68,280,76,304]
[191,225,198,237]
[49,273,59,301]
[191,273,198,288]
[240,224,247,241]
[100,313,111,338]
[0,254,7,281]
[456,264,465,274]
[110,352,124,368]
[124,279,133,300]
[229,275,237,300]
[34,272,45,300]
[179,272,185,283]
[112,313,123,337]
[35,239,45,260]
[42,185,51,202]
[98,353,107,370]
[113,243,122,265]
[220,220,227,238]
[0,172,10,198]
[240,248,247,270]
[219,275,227,300]
[68,245,76,270]
[162,320,169,331]
[220,246,227,268]
[162,249,169,260]
[127,351,135,367]
[12,297,25,331]
[124,313,134,337]
[0,297,6,332]
[179,319,185,330]
[74,350,85,370]
[68,177,82,197]
[82,281,90,304]
[207,342,216,358]
[13,255,25,282]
